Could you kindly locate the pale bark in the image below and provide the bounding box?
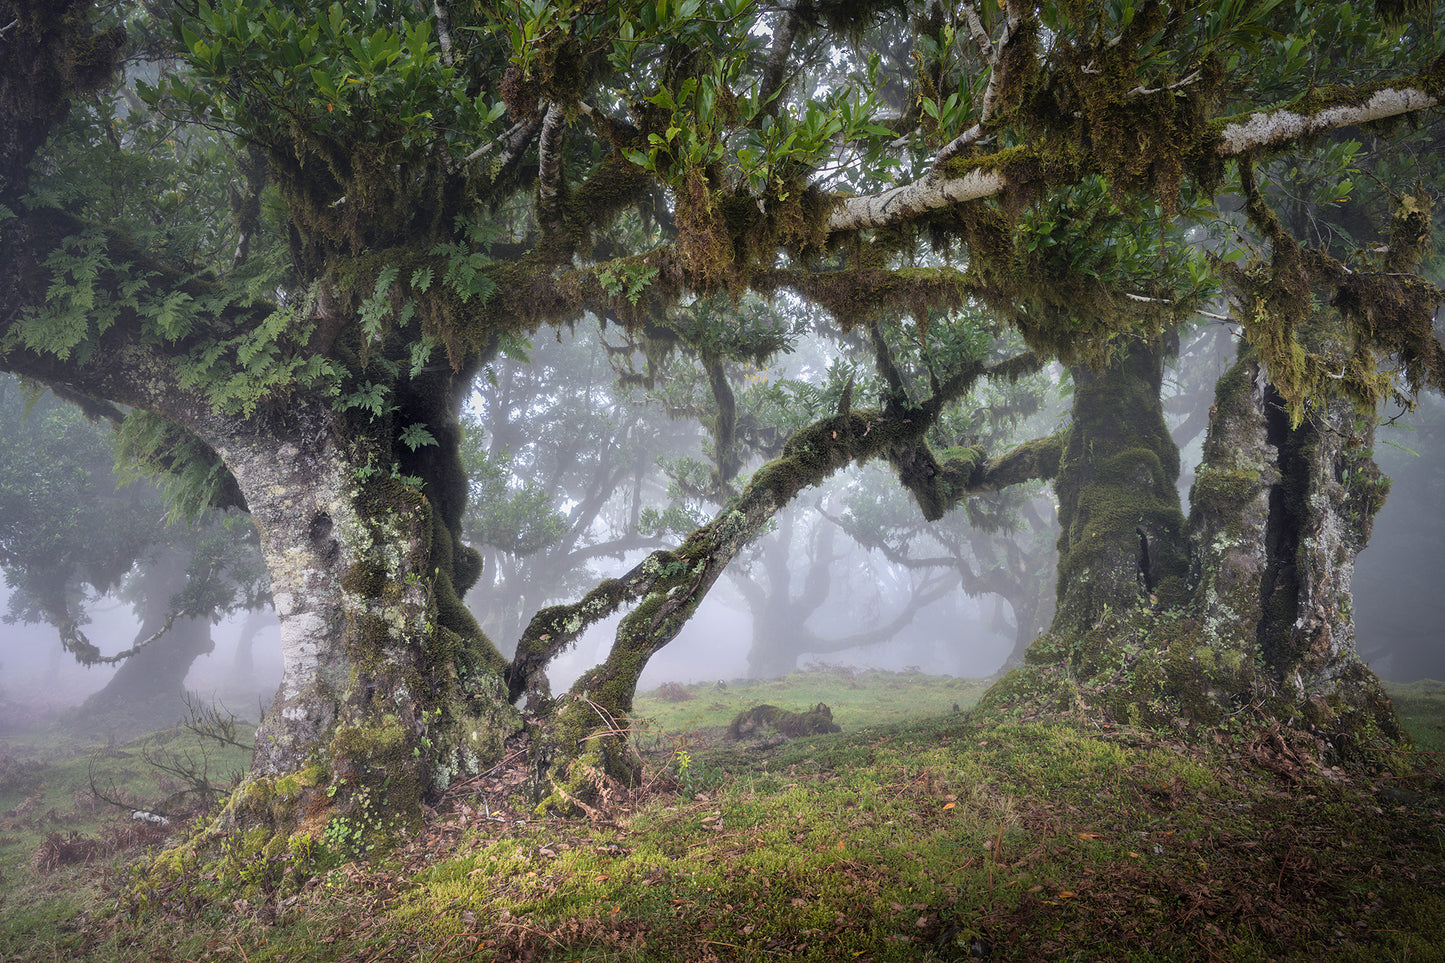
[828,84,1442,233]
[208,405,358,774]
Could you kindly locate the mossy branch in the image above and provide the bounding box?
[828,75,1441,234]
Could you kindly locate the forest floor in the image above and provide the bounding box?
[1,668,1443,962]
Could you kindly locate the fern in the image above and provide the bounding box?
[338,380,393,421]
[359,264,401,341]
[430,241,496,304]
[399,422,437,451]
[143,289,198,341]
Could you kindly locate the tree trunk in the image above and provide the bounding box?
[199,388,522,837]
[1052,337,1190,634]
[71,548,214,736]
[992,342,1402,754]
[1188,352,1399,738]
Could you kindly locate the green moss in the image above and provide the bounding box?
[1192,465,1263,511]
[341,560,388,597]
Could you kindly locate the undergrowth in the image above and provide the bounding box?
[1,670,1442,962]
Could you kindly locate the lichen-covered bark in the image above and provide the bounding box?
[1185,353,1276,701]
[200,389,521,835]
[1188,348,1398,737]
[828,79,1442,234]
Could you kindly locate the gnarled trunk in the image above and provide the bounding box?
[197,391,521,836]
[1189,352,1397,737]
[995,342,1401,752]
[1052,337,1190,632]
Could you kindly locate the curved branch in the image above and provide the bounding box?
[795,569,958,656]
[506,403,933,701]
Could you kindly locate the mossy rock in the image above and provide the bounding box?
[727,703,841,741]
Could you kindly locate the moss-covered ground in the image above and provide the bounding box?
[2,669,1443,962]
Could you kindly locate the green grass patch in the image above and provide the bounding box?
[1388,678,1445,753]
[1,675,1442,962]
[632,666,989,735]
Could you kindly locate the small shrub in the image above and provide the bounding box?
[654,682,695,703]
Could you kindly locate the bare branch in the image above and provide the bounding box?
[935,3,1031,164]
[465,116,541,165]
[432,0,453,65]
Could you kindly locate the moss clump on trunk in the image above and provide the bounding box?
[1052,338,1188,636]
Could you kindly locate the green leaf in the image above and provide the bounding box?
[399,422,438,451]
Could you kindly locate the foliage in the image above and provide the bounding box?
[1,0,1443,857]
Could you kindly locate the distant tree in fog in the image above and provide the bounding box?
[459,328,694,654]
[0,377,267,730]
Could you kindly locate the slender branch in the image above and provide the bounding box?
[465,116,541,165]
[88,611,180,665]
[935,2,1030,164]
[432,0,453,65]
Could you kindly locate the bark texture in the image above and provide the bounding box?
[1052,338,1189,634]
[990,344,1402,754]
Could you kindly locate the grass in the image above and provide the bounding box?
[1,669,1443,962]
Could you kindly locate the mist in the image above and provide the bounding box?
[0,584,282,734]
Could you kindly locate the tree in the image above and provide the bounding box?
[0,376,267,732]
[1,0,1441,838]
[459,327,690,654]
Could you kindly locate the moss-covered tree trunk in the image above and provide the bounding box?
[1188,350,1399,738]
[1052,337,1190,632]
[513,400,1063,809]
[999,342,1402,752]
[192,382,521,838]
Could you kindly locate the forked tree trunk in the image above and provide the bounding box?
[997,341,1402,752]
[1189,351,1399,737]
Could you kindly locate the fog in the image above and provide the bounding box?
[4,330,1444,739]
[0,590,281,732]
